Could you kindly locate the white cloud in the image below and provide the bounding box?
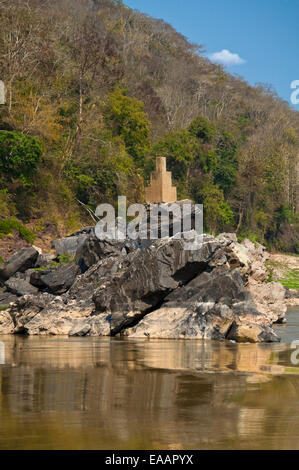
[208,49,246,66]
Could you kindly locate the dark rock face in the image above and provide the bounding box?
[93,235,222,334]
[35,263,81,294]
[5,275,39,296]
[29,270,51,288]
[0,246,38,281]
[52,227,94,256]
[126,268,280,342]
[0,232,287,343]
[75,231,137,270]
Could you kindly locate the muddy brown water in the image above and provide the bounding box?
[0,307,299,450]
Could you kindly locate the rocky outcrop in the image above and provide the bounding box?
[248,279,287,324]
[0,230,288,343]
[0,246,38,281]
[75,230,137,271]
[93,235,222,334]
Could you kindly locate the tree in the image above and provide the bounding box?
[152,129,199,197]
[188,115,216,142]
[201,182,234,234]
[105,88,151,165]
[0,131,42,184]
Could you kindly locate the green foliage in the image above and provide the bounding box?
[278,269,299,290]
[0,218,35,243]
[0,305,9,311]
[0,0,297,248]
[58,253,74,264]
[267,269,274,283]
[64,128,136,207]
[152,130,198,182]
[188,115,216,142]
[0,256,4,263]
[0,189,15,218]
[201,183,234,234]
[237,232,261,245]
[213,132,238,195]
[105,89,151,165]
[0,131,42,185]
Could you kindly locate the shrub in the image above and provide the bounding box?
[0,218,35,243]
[0,131,42,185]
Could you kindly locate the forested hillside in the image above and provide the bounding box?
[0,0,298,252]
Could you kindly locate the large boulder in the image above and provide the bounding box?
[52,227,93,256]
[226,322,280,343]
[75,231,137,270]
[0,310,14,334]
[248,279,287,324]
[33,263,81,294]
[0,246,38,281]
[5,275,39,296]
[93,235,228,334]
[10,254,129,335]
[125,269,279,342]
[241,239,269,281]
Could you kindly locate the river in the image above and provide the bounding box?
[0,306,299,450]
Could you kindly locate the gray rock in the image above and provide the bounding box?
[217,232,238,244]
[126,269,276,343]
[76,231,137,270]
[93,235,224,334]
[52,235,88,256]
[52,228,94,256]
[35,253,56,268]
[226,322,280,343]
[248,279,287,324]
[0,246,39,280]
[68,323,91,337]
[9,292,109,336]
[5,276,39,296]
[4,232,287,343]
[0,289,18,306]
[38,263,81,294]
[30,269,51,288]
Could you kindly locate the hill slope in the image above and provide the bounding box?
[0,0,298,254]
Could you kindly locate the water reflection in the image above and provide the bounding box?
[0,333,299,450]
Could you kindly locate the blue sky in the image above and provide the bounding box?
[123,0,299,109]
